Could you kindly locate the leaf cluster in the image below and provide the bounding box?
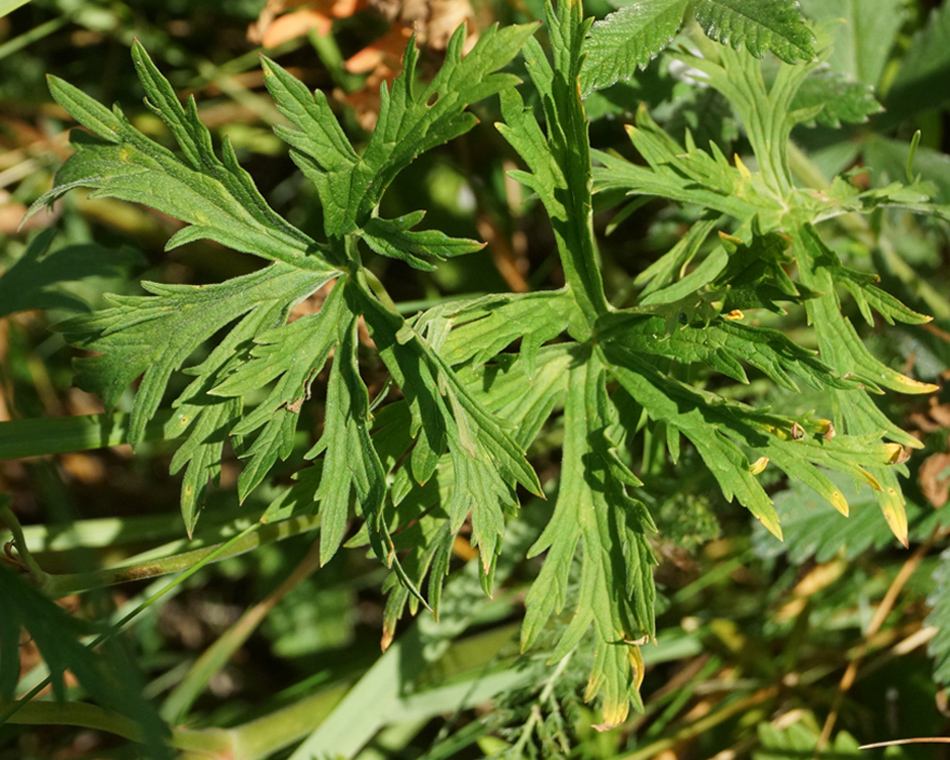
[5,0,946,736]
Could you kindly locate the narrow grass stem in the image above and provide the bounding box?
[37,514,320,597]
[0,523,264,727]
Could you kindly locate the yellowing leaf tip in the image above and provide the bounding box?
[830,489,849,516]
[734,153,752,179]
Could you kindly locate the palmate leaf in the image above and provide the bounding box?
[602,343,910,538]
[28,43,331,273]
[356,279,541,589]
[435,289,579,370]
[666,44,823,198]
[261,21,536,240]
[792,224,936,544]
[827,263,931,327]
[357,213,485,272]
[164,299,298,533]
[305,287,388,567]
[592,106,779,222]
[254,286,397,574]
[523,349,655,729]
[596,312,860,392]
[633,218,719,298]
[210,282,346,504]
[377,346,572,635]
[793,224,935,397]
[595,40,941,546]
[58,264,333,449]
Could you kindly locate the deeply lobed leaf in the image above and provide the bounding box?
[263,21,536,240]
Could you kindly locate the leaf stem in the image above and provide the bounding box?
[359,267,400,315]
[0,498,50,586]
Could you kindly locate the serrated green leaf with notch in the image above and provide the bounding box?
[581,0,689,96]
[692,0,816,64]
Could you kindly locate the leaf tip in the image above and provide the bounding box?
[830,490,849,516]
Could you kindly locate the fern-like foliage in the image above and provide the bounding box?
[592,38,940,547]
[23,0,941,727]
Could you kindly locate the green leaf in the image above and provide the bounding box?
[667,44,821,199]
[379,346,572,630]
[168,396,241,536]
[497,1,609,326]
[206,283,342,503]
[0,229,142,319]
[357,280,541,587]
[884,1,950,121]
[603,348,782,537]
[633,218,718,298]
[580,0,689,96]
[830,264,932,326]
[753,470,950,563]
[263,21,536,239]
[790,67,882,127]
[523,349,655,728]
[793,223,936,544]
[793,223,935,395]
[0,562,171,758]
[357,212,485,272]
[603,341,908,538]
[163,301,292,533]
[638,246,728,311]
[58,264,333,448]
[29,43,332,273]
[593,106,776,221]
[436,290,578,370]
[597,312,860,392]
[713,226,822,313]
[799,0,904,86]
[304,285,388,567]
[692,0,816,64]
[928,549,950,685]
